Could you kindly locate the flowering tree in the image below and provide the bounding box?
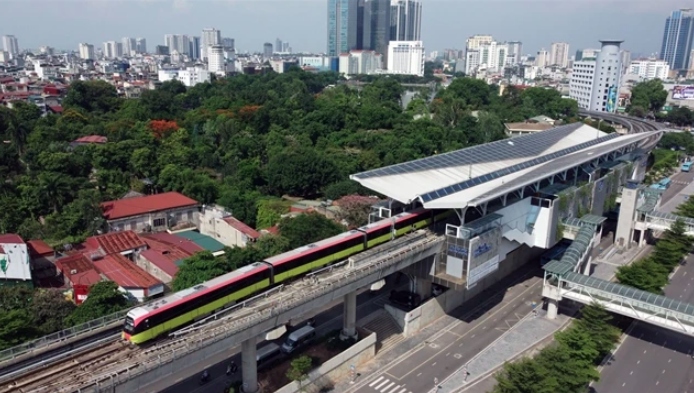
[148,120,179,138]
[336,195,379,227]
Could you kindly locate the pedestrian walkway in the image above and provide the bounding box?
[361,311,404,353]
[366,375,413,393]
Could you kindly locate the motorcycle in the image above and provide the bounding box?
[200,371,210,385]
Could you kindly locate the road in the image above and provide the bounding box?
[350,265,544,393]
[592,169,694,393]
[153,276,404,393]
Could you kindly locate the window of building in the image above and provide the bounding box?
[153,218,166,227]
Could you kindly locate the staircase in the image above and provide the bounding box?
[361,310,404,353]
[525,204,540,233]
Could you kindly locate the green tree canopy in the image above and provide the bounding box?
[278,213,346,249]
[66,281,131,326]
[628,79,668,114]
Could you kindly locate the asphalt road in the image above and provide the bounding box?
[150,275,405,393]
[592,169,694,393]
[352,265,545,393]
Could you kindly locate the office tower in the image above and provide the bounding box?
[78,43,95,60]
[190,36,201,60]
[389,0,421,41]
[136,38,147,54]
[690,49,694,70]
[155,45,170,56]
[222,37,235,51]
[387,41,424,76]
[361,0,391,65]
[660,9,694,70]
[207,44,225,73]
[122,37,137,56]
[535,49,549,67]
[201,28,222,61]
[282,42,290,53]
[549,42,569,67]
[2,35,19,57]
[164,34,190,56]
[263,42,273,58]
[620,50,631,74]
[327,0,359,56]
[569,40,623,112]
[275,38,283,53]
[506,41,522,65]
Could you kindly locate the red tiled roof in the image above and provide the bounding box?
[222,216,261,239]
[0,234,25,244]
[139,249,181,277]
[93,254,162,289]
[0,245,3,253]
[101,192,199,220]
[73,135,107,144]
[27,239,53,257]
[141,233,203,255]
[48,105,64,113]
[264,226,280,235]
[55,254,102,286]
[85,231,147,255]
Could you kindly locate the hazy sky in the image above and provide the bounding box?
[2,0,691,57]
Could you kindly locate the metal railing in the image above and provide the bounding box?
[0,309,128,363]
[82,232,444,392]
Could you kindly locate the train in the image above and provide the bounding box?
[123,207,453,344]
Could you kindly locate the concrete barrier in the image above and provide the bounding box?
[274,332,377,393]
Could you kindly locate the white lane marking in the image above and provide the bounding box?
[370,376,384,387]
[375,379,389,390]
[381,382,395,392]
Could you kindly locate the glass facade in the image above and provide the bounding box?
[659,9,694,70]
[327,0,358,56]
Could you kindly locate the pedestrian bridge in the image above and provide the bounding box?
[543,271,694,337]
[642,211,694,235]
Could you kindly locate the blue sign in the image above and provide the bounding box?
[473,243,492,258]
[448,244,468,258]
[606,85,617,113]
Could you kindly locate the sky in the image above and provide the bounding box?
[1,0,692,57]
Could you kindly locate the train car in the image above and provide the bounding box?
[263,230,366,284]
[392,208,433,237]
[123,263,271,344]
[358,219,394,248]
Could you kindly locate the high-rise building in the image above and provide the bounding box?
[263,42,273,58]
[549,42,569,67]
[122,37,137,56]
[387,40,424,76]
[477,41,508,71]
[629,58,670,80]
[466,35,493,51]
[389,0,422,42]
[222,37,235,52]
[569,40,623,112]
[282,42,290,53]
[506,41,522,65]
[2,35,19,57]
[165,34,190,56]
[103,41,123,58]
[136,38,147,54]
[275,38,283,53]
[660,9,694,70]
[362,0,391,64]
[327,0,359,56]
[201,28,222,61]
[535,49,549,67]
[207,44,225,74]
[189,36,201,60]
[620,50,631,75]
[78,43,95,60]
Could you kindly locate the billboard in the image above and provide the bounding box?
[673,86,694,100]
[606,85,618,112]
[466,227,502,289]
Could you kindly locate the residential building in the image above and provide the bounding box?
[535,49,549,67]
[158,66,211,87]
[464,50,480,75]
[263,42,273,58]
[362,0,391,64]
[390,0,422,42]
[201,28,222,61]
[39,46,54,55]
[122,37,137,56]
[328,0,359,56]
[478,41,508,71]
[339,50,382,74]
[387,40,424,76]
[199,205,261,249]
[2,35,19,57]
[299,55,337,71]
[78,43,95,60]
[101,191,199,233]
[569,40,623,112]
[660,9,694,70]
[136,38,147,54]
[629,58,670,80]
[164,34,190,56]
[270,59,299,73]
[276,38,283,53]
[575,48,600,61]
[339,53,358,74]
[0,234,31,286]
[507,41,523,65]
[189,36,201,60]
[549,42,569,68]
[466,35,493,51]
[103,41,123,59]
[620,50,631,74]
[222,37,235,52]
[54,254,101,303]
[208,44,226,74]
[504,120,554,137]
[136,236,193,283]
[282,42,290,53]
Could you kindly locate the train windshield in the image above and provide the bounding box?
[124,317,135,333]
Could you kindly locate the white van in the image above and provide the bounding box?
[280,326,316,354]
[257,343,281,364]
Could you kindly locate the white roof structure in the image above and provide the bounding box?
[351,123,660,209]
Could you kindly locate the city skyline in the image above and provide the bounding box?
[1,0,690,57]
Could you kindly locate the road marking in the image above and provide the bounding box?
[656,381,660,386]
[663,369,666,374]
[370,376,384,387]
[644,350,647,354]
[637,360,640,364]
[431,362,437,366]
[416,373,421,377]
[381,382,395,392]
[622,383,626,387]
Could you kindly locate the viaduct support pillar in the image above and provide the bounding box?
[241,339,258,393]
[341,291,358,340]
[546,298,558,320]
[413,276,432,299]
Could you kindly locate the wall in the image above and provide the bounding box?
[274,333,377,393]
[108,206,198,233]
[134,255,174,284]
[496,197,553,249]
[0,242,31,281]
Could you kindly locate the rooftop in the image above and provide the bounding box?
[175,230,226,252]
[351,123,659,209]
[0,234,24,244]
[222,216,261,239]
[73,135,107,144]
[26,239,53,257]
[142,232,204,255]
[93,254,162,289]
[101,191,199,221]
[85,231,147,255]
[55,254,102,286]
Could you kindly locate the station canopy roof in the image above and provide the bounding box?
[351,123,660,209]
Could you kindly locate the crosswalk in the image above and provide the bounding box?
[673,180,691,186]
[367,376,412,393]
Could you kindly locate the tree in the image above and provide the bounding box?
[278,213,346,249]
[0,309,40,350]
[628,79,668,114]
[336,195,378,227]
[286,355,313,391]
[172,251,230,291]
[30,289,76,334]
[63,80,120,114]
[493,357,559,393]
[256,198,289,229]
[265,148,340,198]
[574,304,621,357]
[66,281,131,326]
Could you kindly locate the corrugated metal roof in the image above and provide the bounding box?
[175,231,226,252]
